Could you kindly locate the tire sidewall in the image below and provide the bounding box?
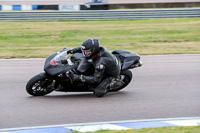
[26,73,51,96]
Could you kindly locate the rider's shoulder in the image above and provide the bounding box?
[98,47,111,56]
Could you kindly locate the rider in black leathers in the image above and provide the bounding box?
[67,38,121,97]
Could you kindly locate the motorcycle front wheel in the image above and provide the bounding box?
[26,73,55,96]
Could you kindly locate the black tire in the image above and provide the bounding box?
[110,70,132,92]
[26,73,54,96]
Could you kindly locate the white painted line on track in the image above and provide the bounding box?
[164,119,200,126]
[67,124,128,132]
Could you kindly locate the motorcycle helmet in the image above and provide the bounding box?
[81,38,100,59]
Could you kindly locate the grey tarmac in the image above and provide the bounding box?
[0,54,200,129]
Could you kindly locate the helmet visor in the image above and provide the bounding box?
[82,49,92,57]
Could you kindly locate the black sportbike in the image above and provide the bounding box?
[26,49,142,96]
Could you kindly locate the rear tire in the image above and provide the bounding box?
[26,73,54,96]
[110,70,132,92]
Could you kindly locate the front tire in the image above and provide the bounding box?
[26,73,55,96]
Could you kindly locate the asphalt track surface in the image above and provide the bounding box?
[0,54,200,129]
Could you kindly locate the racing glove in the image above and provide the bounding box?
[67,49,73,54]
[72,74,86,82]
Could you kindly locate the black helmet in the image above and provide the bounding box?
[81,38,100,59]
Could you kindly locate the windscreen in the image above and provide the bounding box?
[50,51,68,66]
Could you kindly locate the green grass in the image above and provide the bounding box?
[0,18,200,58]
[71,126,200,133]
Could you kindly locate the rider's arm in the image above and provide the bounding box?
[81,64,105,84]
[67,47,82,54]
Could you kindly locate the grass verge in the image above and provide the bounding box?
[0,18,200,58]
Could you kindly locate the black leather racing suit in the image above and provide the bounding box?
[71,47,121,94]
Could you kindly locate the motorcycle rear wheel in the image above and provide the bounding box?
[109,70,132,92]
[26,73,54,96]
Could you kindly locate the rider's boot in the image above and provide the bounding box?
[93,77,114,97]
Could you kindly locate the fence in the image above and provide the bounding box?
[0,8,199,21]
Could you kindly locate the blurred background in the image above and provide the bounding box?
[0,0,200,10]
[0,0,199,58]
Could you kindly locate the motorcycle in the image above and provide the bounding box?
[26,49,142,97]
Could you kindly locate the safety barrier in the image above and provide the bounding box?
[0,8,199,21]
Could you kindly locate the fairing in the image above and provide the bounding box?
[44,49,93,76]
[71,53,94,74]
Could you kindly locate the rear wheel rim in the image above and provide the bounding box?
[109,75,130,91]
